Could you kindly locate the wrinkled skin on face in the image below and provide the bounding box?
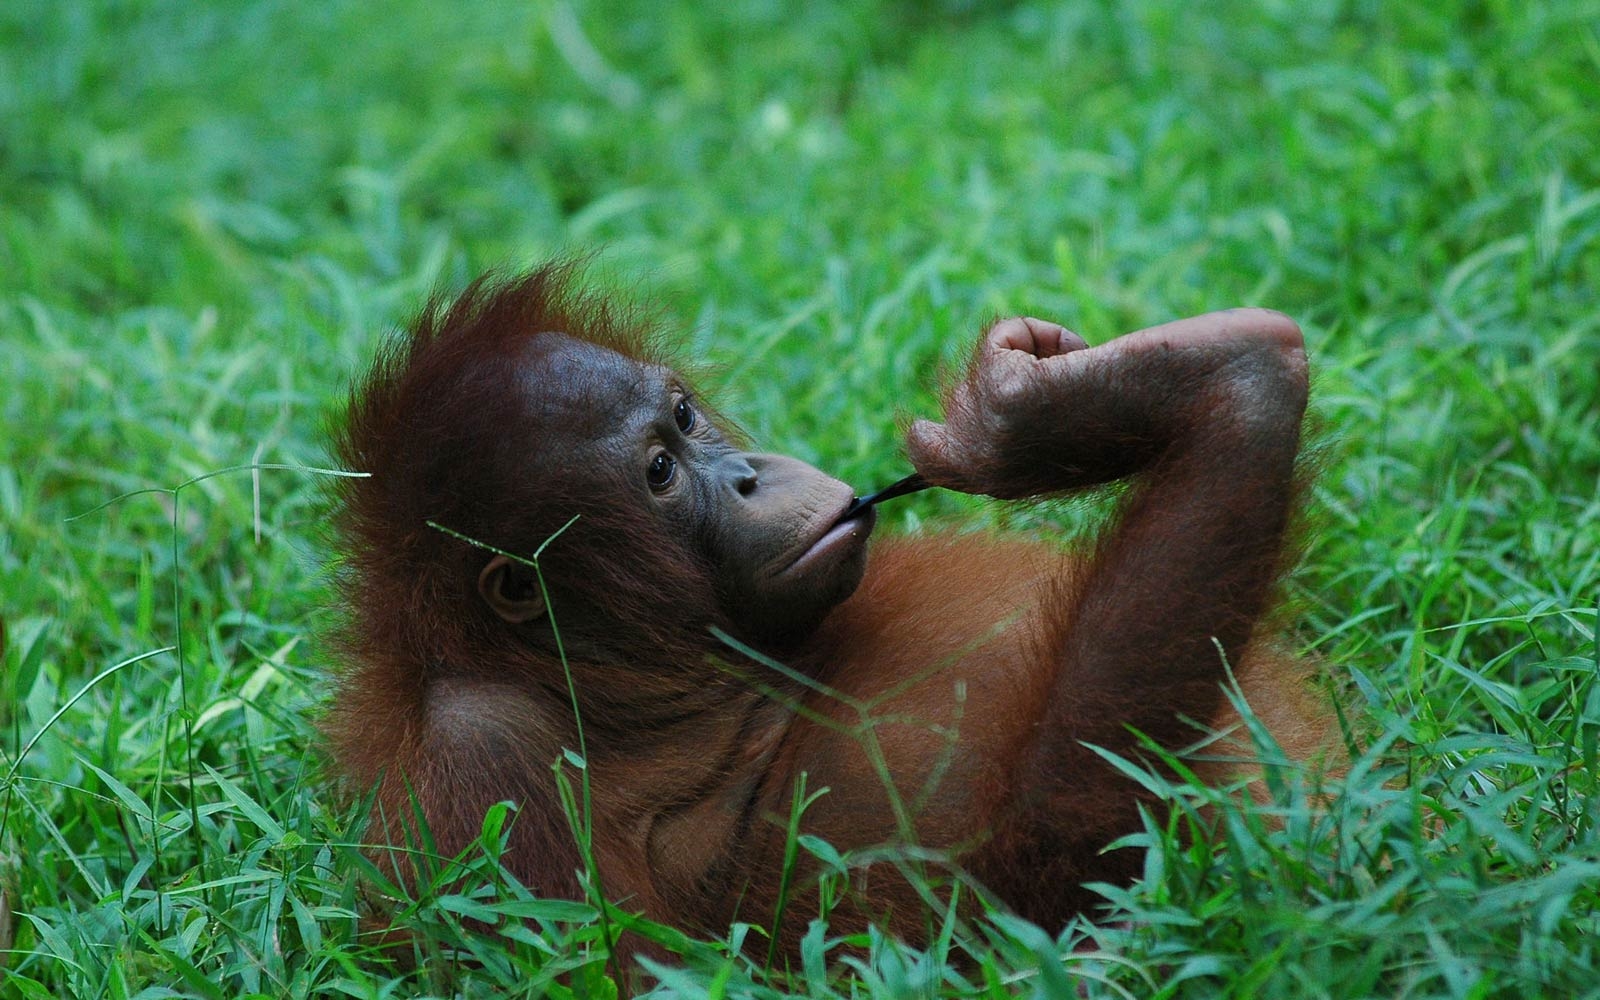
[476,334,876,644]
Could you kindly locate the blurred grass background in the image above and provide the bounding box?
[2,1,1598,997]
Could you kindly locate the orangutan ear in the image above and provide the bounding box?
[477,555,547,623]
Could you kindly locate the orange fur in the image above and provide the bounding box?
[324,268,1333,954]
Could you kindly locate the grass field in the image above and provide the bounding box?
[3,1,1599,997]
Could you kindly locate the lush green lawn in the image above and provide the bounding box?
[4,1,1598,996]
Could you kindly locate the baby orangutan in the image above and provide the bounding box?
[326,261,1328,952]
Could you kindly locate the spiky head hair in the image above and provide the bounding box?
[328,261,719,686]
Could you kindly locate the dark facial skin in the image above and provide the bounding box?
[477,334,876,643]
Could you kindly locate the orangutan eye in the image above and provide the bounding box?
[646,450,677,490]
[673,396,696,433]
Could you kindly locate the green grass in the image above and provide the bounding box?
[3,0,1599,996]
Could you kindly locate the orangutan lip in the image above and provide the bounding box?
[777,500,877,577]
